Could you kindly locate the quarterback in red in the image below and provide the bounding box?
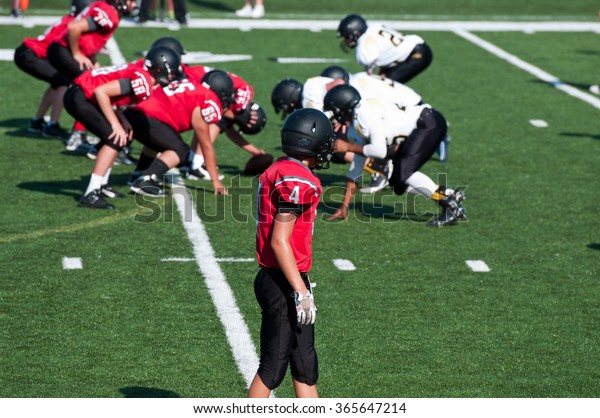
[249,109,335,398]
[13,0,93,137]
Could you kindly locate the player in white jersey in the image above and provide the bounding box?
[323,85,466,228]
[337,14,432,84]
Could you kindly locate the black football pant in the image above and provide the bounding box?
[381,43,433,84]
[389,107,447,195]
[63,84,127,151]
[14,44,70,88]
[254,268,318,390]
[47,42,84,86]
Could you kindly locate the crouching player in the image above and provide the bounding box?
[249,109,335,398]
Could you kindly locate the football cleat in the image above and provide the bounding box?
[428,188,466,227]
[114,148,137,166]
[42,122,69,139]
[130,174,166,197]
[183,164,225,181]
[65,130,84,151]
[100,184,125,199]
[360,173,389,194]
[28,118,45,133]
[78,189,115,209]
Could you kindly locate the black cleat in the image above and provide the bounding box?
[130,174,166,197]
[42,122,69,139]
[78,190,115,209]
[28,118,45,133]
[428,189,466,227]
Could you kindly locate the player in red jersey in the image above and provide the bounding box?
[249,108,335,398]
[13,0,92,136]
[47,0,136,143]
[64,46,181,209]
[181,65,268,179]
[124,69,232,196]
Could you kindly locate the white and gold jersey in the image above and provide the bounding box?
[349,72,422,107]
[301,76,331,110]
[355,24,424,72]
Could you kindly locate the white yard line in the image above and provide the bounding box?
[465,260,491,273]
[454,29,600,111]
[2,16,599,32]
[170,175,259,390]
[332,259,356,271]
[62,257,83,270]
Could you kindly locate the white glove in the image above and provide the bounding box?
[293,291,317,325]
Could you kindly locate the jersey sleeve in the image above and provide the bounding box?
[128,71,153,101]
[274,175,320,210]
[230,73,253,113]
[200,98,223,123]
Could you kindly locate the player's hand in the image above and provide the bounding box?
[74,53,93,71]
[327,204,349,222]
[213,180,228,196]
[293,291,316,325]
[108,124,128,147]
[333,139,350,153]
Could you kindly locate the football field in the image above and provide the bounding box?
[0,1,599,400]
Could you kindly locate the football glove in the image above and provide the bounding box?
[292,291,317,325]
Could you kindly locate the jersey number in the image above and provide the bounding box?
[378,29,403,47]
[289,186,300,204]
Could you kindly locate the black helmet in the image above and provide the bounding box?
[281,109,335,170]
[234,102,267,135]
[144,46,182,87]
[320,65,349,83]
[151,37,186,58]
[110,0,134,16]
[271,78,303,118]
[337,14,367,49]
[323,84,361,124]
[70,0,92,16]
[202,70,235,109]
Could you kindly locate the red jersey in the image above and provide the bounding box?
[184,65,254,114]
[22,15,73,58]
[59,1,120,58]
[256,157,322,272]
[134,78,223,132]
[74,61,153,106]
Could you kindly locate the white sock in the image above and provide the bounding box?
[404,171,437,198]
[191,153,205,170]
[85,174,104,196]
[101,168,112,186]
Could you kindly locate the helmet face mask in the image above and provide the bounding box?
[234,102,267,135]
[323,85,361,125]
[111,0,135,16]
[271,79,303,119]
[281,109,335,170]
[144,46,182,87]
[201,70,235,110]
[337,14,367,51]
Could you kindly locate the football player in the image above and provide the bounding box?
[248,108,334,398]
[124,69,232,196]
[47,0,137,144]
[65,46,182,209]
[14,0,93,137]
[337,14,433,84]
[323,85,466,227]
[181,65,267,180]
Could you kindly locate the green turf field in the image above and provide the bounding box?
[0,1,599,399]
